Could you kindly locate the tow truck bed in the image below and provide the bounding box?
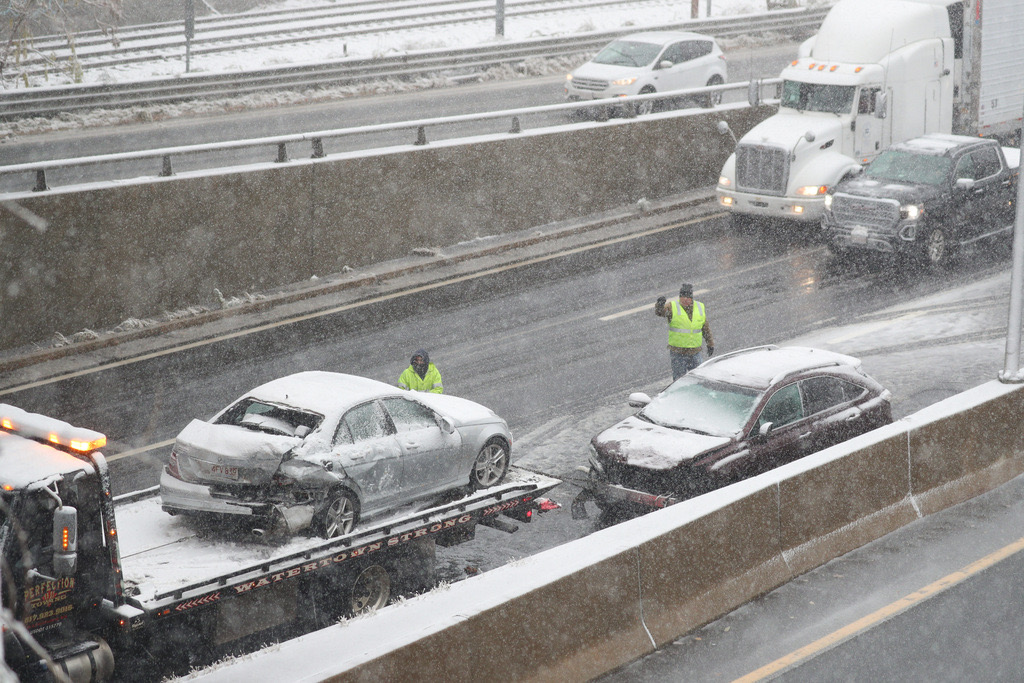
[116,467,561,611]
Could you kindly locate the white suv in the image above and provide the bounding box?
[565,31,727,115]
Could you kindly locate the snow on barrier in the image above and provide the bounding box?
[187,379,1024,681]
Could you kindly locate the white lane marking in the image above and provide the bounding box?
[600,289,711,321]
[826,311,925,344]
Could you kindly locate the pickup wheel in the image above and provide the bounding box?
[924,227,952,267]
[470,438,510,490]
[348,564,391,616]
[318,489,359,538]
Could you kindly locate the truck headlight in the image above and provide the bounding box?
[900,204,923,220]
[796,185,829,196]
[611,76,639,86]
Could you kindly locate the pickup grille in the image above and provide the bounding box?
[736,144,788,195]
[571,77,608,92]
[831,194,900,231]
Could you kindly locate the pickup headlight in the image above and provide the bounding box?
[587,444,605,474]
[611,76,639,86]
[900,204,923,220]
[796,185,829,196]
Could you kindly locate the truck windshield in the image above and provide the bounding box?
[865,151,952,185]
[592,40,662,67]
[781,80,856,114]
[640,376,760,436]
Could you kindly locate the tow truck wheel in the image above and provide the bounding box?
[319,489,359,538]
[348,564,391,616]
[471,438,510,490]
[923,226,956,267]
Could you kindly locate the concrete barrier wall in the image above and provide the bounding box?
[0,104,775,352]
[191,379,1024,683]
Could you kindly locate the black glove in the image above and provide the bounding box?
[656,296,666,307]
[707,347,715,357]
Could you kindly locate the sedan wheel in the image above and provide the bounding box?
[471,439,510,489]
[320,490,359,538]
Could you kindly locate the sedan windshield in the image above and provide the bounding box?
[864,151,952,185]
[640,376,760,436]
[781,80,856,114]
[592,40,662,67]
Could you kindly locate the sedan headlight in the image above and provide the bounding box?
[795,185,829,196]
[611,76,639,86]
[900,204,923,220]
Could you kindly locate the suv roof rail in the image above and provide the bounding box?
[768,359,847,387]
[700,345,778,367]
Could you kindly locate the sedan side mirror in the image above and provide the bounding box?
[628,392,652,408]
[294,425,310,438]
[658,60,674,70]
[752,422,774,442]
[437,415,456,434]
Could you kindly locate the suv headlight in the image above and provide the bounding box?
[611,76,639,86]
[900,204,923,220]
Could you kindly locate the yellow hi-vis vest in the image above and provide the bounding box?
[668,300,706,349]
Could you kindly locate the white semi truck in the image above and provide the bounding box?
[716,0,1024,227]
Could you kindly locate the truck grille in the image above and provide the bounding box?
[570,77,608,92]
[735,144,788,195]
[831,194,900,231]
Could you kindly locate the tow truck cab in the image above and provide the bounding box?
[1,405,123,682]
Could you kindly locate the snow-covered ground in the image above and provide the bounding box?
[0,0,821,138]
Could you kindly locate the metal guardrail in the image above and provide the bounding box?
[0,79,783,194]
[0,8,824,121]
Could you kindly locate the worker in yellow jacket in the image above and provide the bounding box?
[398,349,444,394]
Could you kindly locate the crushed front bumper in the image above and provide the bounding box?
[572,467,678,518]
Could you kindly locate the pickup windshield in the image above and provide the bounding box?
[592,40,661,67]
[865,151,952,185]
[640,376,760,436]
[781,80,856,114]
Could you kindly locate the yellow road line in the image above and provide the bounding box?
[734,535,1024,682]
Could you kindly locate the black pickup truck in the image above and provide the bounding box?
[821,134,1020,267]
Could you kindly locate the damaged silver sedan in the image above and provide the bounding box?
[160,371,513,537]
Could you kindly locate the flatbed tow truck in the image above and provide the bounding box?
[0,404,561,682]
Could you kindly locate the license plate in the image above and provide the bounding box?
[852,226,868,244]
[200,462,239,480]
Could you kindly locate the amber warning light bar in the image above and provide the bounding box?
[0,403,107,453]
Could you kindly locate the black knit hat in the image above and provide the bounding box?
[679,284,694,298]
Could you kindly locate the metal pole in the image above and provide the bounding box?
[1000,119,1024,383]
[184,0,195,73]
[496,0,505,37]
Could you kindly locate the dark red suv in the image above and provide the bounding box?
[578,345,892,513]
